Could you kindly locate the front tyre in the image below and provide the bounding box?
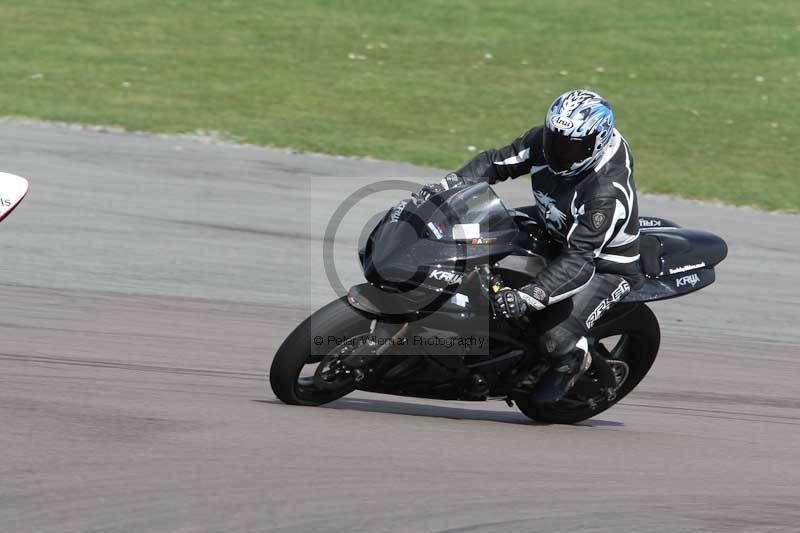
[270,297,375,406]
[515,303,660,424]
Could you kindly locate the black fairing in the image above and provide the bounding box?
[359,184,541,294]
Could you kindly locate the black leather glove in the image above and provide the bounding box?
[412,173,466,204]
[494,286,547,320]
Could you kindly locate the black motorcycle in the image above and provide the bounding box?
[270,183,727,424]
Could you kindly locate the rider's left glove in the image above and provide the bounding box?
[494,286,547,320]
[413,173,466,204]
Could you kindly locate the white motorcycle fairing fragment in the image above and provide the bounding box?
[0,172,30,222]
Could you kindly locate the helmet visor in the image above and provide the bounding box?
[543,128,598,174]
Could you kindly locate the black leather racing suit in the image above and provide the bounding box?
[455,125,644,357]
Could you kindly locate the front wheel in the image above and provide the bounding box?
[515,303,660,424]
[270,298,375,406]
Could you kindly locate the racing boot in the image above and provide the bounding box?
[531,339,592,404]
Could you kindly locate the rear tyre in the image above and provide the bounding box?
[270,297,375,406]
[515,303,660,424]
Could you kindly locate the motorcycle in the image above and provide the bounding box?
[270,182,727,424]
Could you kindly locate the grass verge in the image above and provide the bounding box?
[1,0,798,210]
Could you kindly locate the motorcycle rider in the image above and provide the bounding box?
[415,89,643,403]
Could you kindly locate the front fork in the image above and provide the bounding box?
[339,321,410,370]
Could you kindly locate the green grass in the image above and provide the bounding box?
[1,0,798,210]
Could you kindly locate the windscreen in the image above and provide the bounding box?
[425,183,517,241]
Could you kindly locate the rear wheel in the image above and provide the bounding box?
[270,298,375,406]
[515,303,660,424]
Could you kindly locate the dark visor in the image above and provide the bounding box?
[543,128,598,173]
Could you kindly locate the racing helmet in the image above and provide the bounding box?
[543,90,615,177]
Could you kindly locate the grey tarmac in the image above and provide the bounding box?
[0,120,798,532]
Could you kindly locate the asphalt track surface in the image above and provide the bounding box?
[0,120,799,532]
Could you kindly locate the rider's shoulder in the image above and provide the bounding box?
[579,173,618,201]
[517,125,545,146]
[593,132,633,177]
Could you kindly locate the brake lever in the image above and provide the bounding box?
[476,265,503,320]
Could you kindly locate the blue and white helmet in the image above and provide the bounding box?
[543,90,615,177]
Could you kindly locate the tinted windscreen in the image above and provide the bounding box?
[426,183,516,241]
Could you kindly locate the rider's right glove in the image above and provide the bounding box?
[412,173,466,204]
[494,285,547,320]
